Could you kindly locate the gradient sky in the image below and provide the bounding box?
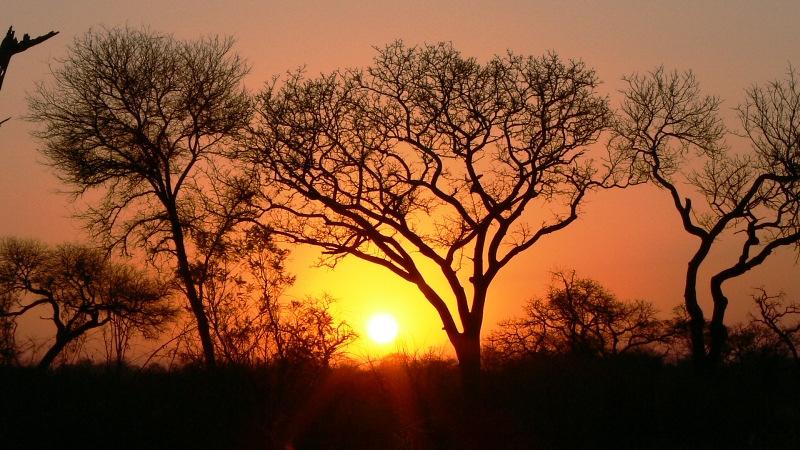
[3,0,799,356]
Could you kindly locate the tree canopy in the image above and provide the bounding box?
[248,41,619,385]
[27,27,254,366]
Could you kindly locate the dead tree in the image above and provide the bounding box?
[0,26,58,126]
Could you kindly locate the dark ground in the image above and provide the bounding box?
[1,355,798,450]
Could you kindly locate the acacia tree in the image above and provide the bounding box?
[486,270,669,361]
[0,238,174,369]
[612,68,800,364]
[249,42,615,387]
[27,27,253,366]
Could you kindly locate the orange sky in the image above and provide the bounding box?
[3,1,799,356]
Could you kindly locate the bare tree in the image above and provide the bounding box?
[0,238,174,369]
[612,67,800,365]
[277,294,357,367]
[101,291,174,367]
[486,270,669,361]
[751,288,800,365]
[27,27,253,367]
[248,42,615,389]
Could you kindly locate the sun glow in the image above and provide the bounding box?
[367,313,399,344]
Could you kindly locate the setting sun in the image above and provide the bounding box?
[367,313,399,344]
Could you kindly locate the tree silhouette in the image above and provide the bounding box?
[0,26,58,126]
[612,67,800,365]
[751,288,800,365]
[195,228,356,366]
[27,27,253,367]
[486,270,669,361]
[0,290,18,364]
[200,229,294,365]
[248,41,617,389]
[0,238,174,369]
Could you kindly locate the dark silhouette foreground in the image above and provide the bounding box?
[1,355,797,450]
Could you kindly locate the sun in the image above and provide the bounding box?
[367,313,399,344]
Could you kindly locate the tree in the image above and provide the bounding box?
[751,288,800,365]
[27,27,253,367]
[201,228,294,365]
[200,229,356,366]
[612,67,800,365]
[486,270,669,361]
[248,41,615,389]
[0,238,174,369]
[0,26,58,126]
[0,291,18,364]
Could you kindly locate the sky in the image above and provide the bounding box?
[2,0,799,356]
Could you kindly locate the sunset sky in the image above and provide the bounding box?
[3,0,799,357]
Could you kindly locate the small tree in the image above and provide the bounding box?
[277,294,358,367]
[249,42,616,389]
[201,229,356,366]
[202,229,295,365]
[751,288,800,365]
[0,238,174,369]
[27,27,253,367]
[486,270,669,361]
[612,67,800,365]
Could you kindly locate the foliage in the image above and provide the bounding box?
[485,271,670,362]
[612,66,800,364]
[0,237,175,368]
[27,26,254,366]
[249,41,618,380]
[161,227,356,367]
[274,294,358,366]
[0,292,17,364]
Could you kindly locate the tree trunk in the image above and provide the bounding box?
[37,319,101,369]
[684,258,708,366]
[452,331,481,401]
[37,335,70,369]
[708,277,729,365]
[450,330,487,450]
[167,205,216,368]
